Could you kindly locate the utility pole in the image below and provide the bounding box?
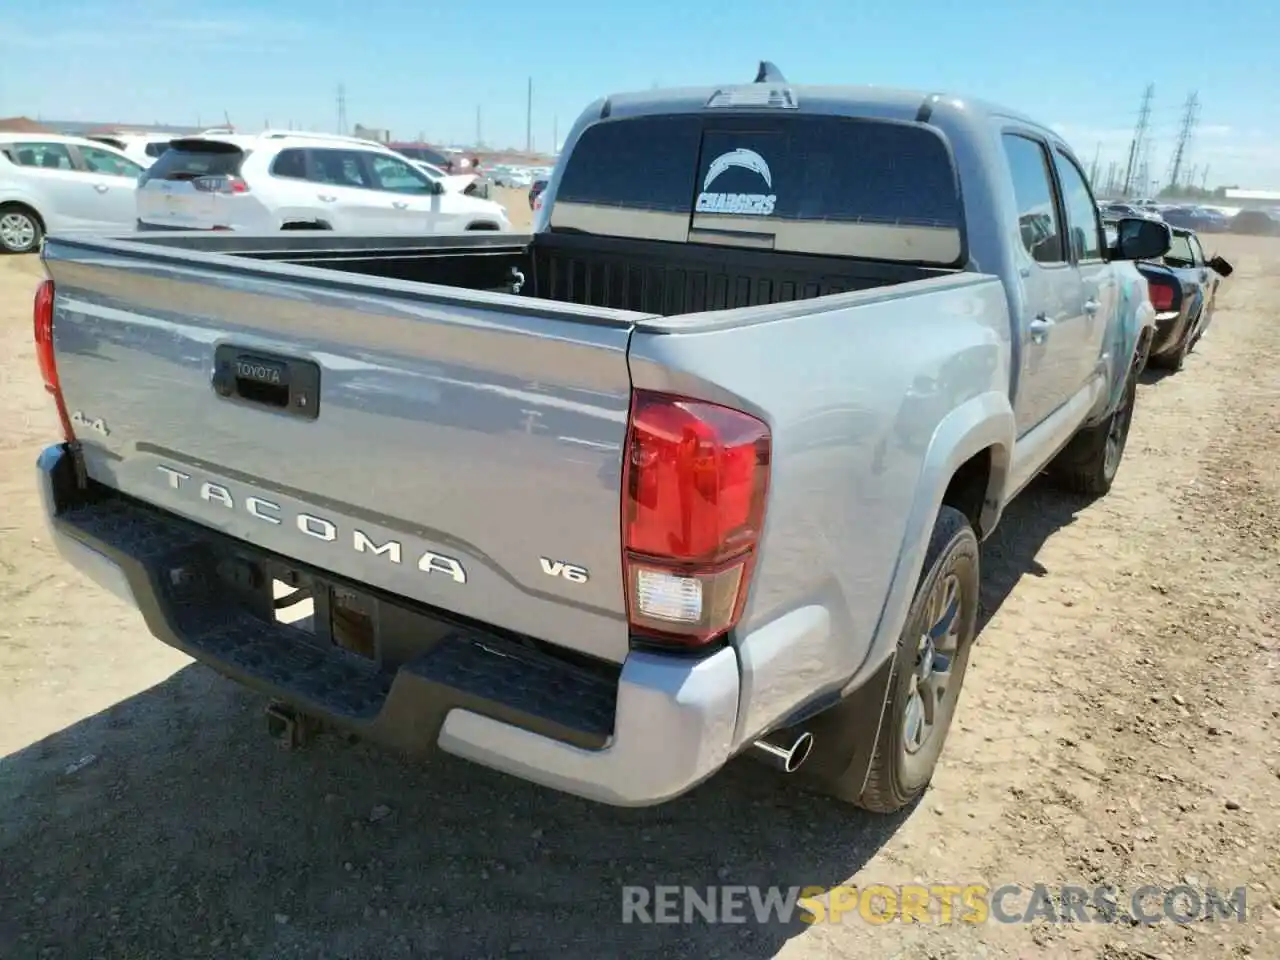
[552,115,558,153]
[1166,92,1199,190]
[525,77,533,153]
[475,105,482,148]
[1201,166,1210,190]
[1122,83,1154,197]
[1088,142,1101,188]
[336,83,347,136]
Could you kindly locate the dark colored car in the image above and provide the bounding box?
[528,176,549,210]
[1160,205,1230,234]
[1114,221,1233,372]
[1231,209,1277,236]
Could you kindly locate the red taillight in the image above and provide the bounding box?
[192,175,249,194]
[33,278,76,442]
[621,390,771,647]
[1149,279,1176,312]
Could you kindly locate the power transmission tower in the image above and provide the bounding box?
[1166,92,1199,189]
[1121,83,1154,197]
[336,84,348,135]
[1088,142,1101,187]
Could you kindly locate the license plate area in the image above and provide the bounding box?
[268,562,379,662]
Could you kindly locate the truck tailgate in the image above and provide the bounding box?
[43,238,642,664]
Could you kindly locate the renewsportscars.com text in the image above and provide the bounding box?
[620,883,1248,925]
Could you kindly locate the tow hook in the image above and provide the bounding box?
[265,700,321,749]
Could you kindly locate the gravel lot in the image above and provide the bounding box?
[0,225,1277,959]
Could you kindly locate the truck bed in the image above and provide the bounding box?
[121,229,957,316]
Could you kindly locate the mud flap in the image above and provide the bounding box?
[798,653,898,795]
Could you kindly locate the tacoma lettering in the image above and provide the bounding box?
[155,464,467,583]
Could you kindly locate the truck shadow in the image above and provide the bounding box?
[0,482,1080,959]
[0,667,909,959]
[976,474,1085,633]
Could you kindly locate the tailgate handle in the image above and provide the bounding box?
[212,346,320,420]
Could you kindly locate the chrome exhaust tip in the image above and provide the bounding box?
[749,730,815,774]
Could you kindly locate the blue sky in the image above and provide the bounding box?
[3,0,1279,188]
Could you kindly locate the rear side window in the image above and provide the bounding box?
[1052,149,1103,262]
[143,140,246,181]
[550,114,964,263]
[7,142,75,170]
[309,149,371,188]
[1001,134,1064,265]
[271,148,307,180]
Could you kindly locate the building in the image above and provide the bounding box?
[0,116,54,133]
[1224,188,1280,204]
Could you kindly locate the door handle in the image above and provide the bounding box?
[1029,314,1054,344]
[392,201,409,209]
[94,184,109,193]
[1083,298,1100,316]
[317,194,337,202]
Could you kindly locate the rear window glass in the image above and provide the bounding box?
[144,141,246,180]
[550,114,964,264]
[144,141,171,158]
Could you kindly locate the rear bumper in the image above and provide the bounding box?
[37,443,743,806]
[1150,309,1190,356]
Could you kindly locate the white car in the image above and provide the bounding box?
[135,131,510,234]
[86,132,181,168]
[408,159,483,195]
[0,133,144,253]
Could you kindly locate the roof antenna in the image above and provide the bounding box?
[754,61,786,84]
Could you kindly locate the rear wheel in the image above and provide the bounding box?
[1148,330,1189,372]
[814,506,980,813]
[1048,370,1137,497]
[0,205,42,253]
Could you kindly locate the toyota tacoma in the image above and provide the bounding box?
[33,63,1168,811]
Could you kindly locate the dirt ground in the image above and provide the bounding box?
[0,225,1277,960]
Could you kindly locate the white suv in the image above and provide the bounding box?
[0,133,145,253]
[135,131,511,234]
[86,132,182,167]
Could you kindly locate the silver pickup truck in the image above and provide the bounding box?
[33,64,1169,812]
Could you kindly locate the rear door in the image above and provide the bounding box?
[999,133,1087,435]
[69,143,145,229]
[1050,147,1113,389]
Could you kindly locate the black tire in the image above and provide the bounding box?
[817,506,980,813]
[1187,307,1208,353]
[0,204,43,254]
[1148,332,1188,372]
[1048,370,1137,497]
